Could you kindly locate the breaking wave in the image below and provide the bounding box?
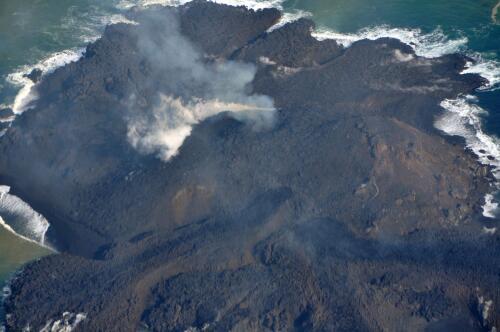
[436,96,500,219]
[2,5,140,127]
[437,96,500,175]
[6,49,85,114]
[312,25,469,58]
[2,0,287,118]
[2,0,499,222]
[117,0,285,10]
[462,56,500,91]
[267,9,312,32]
[311,25,500,90]
[312,24,500,219]
[0,186,51,248]
[61,5,139,44]
[0,0,280,240]
[40,312,87,332]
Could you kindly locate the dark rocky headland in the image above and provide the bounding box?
[1,1,499,331]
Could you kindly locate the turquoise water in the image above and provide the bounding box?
[0,0,128,107]
[0,0,125,307]
[1,0,498,108]
[284,0,499,51]
[0,0,499,315]
[282,0,500,134]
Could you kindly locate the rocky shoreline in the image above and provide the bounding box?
[1,1,499,331]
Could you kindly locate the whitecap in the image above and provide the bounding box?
[105,14,139,26]
[6,49,85,114]
[3,5,141,118]
[312,23,500,221]
[478,296,493,321]
[40,312,87,332]
[483,226,497,234]
[117,0,285,10]
[267,10,312,32]
[0,187,51,248]
[60,5,138,45]
[483,193,499,219]
[462,56,500,91]
[312,25,468,58]
[436,96,500,218]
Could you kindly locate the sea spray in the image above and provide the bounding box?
[39,312,87,332]
[312,25,469,58]
[4,7,140,116]
[6,49,85,114]
[312,24,500,219]
[462,56,500,91]
[267,10,312,32]
[436,96,500,218]
[117,0,285,10]
[0,186,51,247]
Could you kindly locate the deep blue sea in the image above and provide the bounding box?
[0,0,499,311]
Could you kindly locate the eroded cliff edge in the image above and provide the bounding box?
[1,1,499,331]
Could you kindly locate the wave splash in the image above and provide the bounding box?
[2,0,500,221]
[436,96,500,219]
[40,312,87,332]
[6,49,85,115]
[312,25,500,90]
[0,186,51,247]
[312,25,468,58]
[3,4,141,119]
[462,56,500,91]
[312,24,500,219]
[117,0,285,10]
[267,9,312,32]
[2,0,285,119]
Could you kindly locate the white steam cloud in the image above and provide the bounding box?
[128,95,275,160]
[126,12,276,161]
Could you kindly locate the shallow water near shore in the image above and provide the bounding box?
[0,227,51,326]
[0,227,50,283]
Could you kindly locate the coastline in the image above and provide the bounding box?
[0,227,51,331]
[4,8,497,251]
[0,1,494,330]
[311,25,500,220]
[0,0,497,273]
[0,0,497,280]
[0,186,52,248]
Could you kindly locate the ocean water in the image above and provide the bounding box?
[0,0,499,313]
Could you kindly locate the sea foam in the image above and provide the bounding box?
[436,96,500,219]
[118,0,306,34]
[6,49,85,114]
[117,0,285,10]
[312,25,468,58]
[310,25,500,90]
[462,56,500,91]
[312,24,500,219]
[3,0,499,223]
[267,10,312,32]
[40,312,87,332]
[4,4,141,116]
[0,186,51,248]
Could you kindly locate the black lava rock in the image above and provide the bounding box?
[1,2,498,332]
